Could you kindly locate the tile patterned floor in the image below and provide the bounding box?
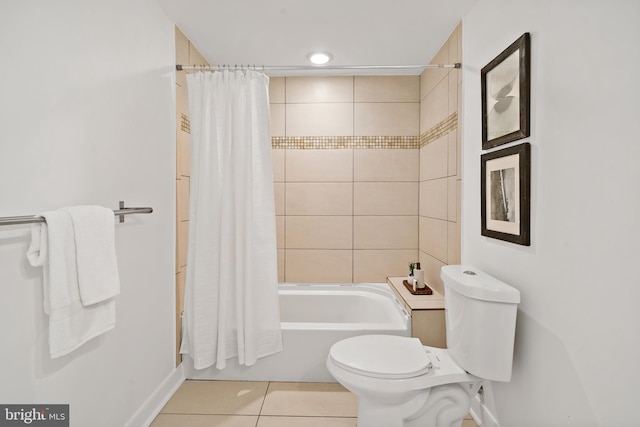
[151,380,478,427]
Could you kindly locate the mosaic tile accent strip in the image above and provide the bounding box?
[271,113,457,149]
[271,136,419,149]
[180,113,191,134]
[419,112,457,147]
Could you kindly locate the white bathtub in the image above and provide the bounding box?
[183,283,411,382]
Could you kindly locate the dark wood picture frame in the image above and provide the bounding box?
[481,33,531,150]
[481,143,531,245]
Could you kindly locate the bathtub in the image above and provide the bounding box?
[183,282,411,382]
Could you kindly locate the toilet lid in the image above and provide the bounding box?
[329,335,432,379]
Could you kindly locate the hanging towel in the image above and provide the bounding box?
[61,206,120,305]
[27,209,117,358]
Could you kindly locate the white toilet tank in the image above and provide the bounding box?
[441,265,520,382]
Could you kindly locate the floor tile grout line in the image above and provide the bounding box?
[254,414,358,420]
[257,381,271,417]
[158,411,262,416]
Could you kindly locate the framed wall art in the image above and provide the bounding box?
[481,33,531,150]
[481,143,531,245]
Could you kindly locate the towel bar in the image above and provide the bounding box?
[0,201,153,227]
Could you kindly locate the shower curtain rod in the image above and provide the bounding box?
[176,63,461,71]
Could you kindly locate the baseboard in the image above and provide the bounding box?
[124,363,185,427]
[469,393,500,427]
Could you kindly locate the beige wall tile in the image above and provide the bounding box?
[448,24,459,65]
[285,76,353,103]
[354,216,418,249]
[456,179,461,223]
[420,136,448,181]
[354,182,419,215]
[177,220,189,269]
[175,27,189,70]
[420,76,449,134]
[272,150,285,182]
[447,221,461,265]
[285,149,353,182]
[354,103,419,136]
[353,250,418,283]
[270,104,285,137]
[354,76,420,102]
[418,251,445,295]
[269,77,285,103]
[354,149,419,182]
[274,183,285,215]
[420,45,449,101]
[419,217,448,263]
[176,269,185,313]
[456,86,462,177]
[448,71,458,116]
[456,24,463,84]
[177,177,190,222]
[277,249,285,282]
[188,43,209,66]
[285,250,352,283]
[177,130,190,178]
[447,177,457,222]
[176,84,188,119]
[286,104,353,137]
[420,178,448,220]
[286,216,352,249]
[286,183,353,215]
[447,129,457,177]
[175,269,185,365]
[176,69,187,89]
[276,216,285,249]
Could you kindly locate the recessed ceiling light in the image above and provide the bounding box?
[308,52,332,65]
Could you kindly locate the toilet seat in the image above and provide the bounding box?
[329,335,432,379]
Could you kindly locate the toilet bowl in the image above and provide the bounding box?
[326,335,481,427]
[326,265,520,427]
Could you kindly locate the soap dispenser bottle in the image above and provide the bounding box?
[414,262,425,289]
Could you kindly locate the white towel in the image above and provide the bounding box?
[27,209,117,358]
[62,206,120,305]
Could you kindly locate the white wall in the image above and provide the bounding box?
[462,0,640,426]
[0,1,176,426]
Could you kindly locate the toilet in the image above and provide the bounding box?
[326,265,520,427]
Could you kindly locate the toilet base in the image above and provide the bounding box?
[356,382,480,427]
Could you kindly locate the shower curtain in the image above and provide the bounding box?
[180,70,282,370]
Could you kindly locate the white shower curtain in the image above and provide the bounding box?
[180,70,282,370]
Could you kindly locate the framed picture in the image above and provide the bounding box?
[481,33,531,150]
[481,143,531,245]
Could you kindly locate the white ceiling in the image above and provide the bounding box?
[156,0,477,76]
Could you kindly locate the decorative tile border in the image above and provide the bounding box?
[271,112,457,149]
[420,112,457,147]
[271,136,419,149]
[180,113,191,134]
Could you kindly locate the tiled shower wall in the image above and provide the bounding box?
[270,76,422,283]
[175,23,462,304]
[271,23,462,286]
[418,23,462,294]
